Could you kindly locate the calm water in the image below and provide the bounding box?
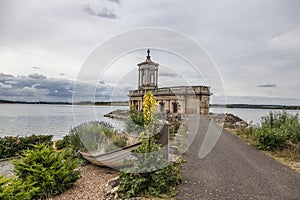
[210,107,300,124]
[0,104,127,140]
[1,104,299,140]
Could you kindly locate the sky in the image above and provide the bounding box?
[0,0,299,104]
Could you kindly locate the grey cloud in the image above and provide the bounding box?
[107,0,120,4]
[60,73,65,76]
[0,82,12,89]
[0,73,128,102]
[0,73,14,79]
[32,66,41,69]
[82,4,118,19]
[28,73,47,79]
[257,83,276,88]
[159,72,178,77]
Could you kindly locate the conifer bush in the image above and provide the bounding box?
[12,144,80,199]
[0,135,53,159]
[0,176,39,200]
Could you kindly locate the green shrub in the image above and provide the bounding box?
[0,135,53,159]
[253,111,300,150]
[125,108,145,135]
[55,135,71,150]
[169,121,181,139]
[118,137,181,198]
[129,108,145,126]
[67,121,127,153]
[0,176,39,200]
[12,144,80,199]
[254,128,288,150]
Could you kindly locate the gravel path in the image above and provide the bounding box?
[48,164,118,200]
[0,160,14,177]
[176,115,300,200]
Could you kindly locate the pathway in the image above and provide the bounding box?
[176,116,300,199]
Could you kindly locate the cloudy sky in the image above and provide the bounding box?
[0,0,299,104]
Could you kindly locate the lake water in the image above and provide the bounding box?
[0,104,127,140]
[210,107,300,124]
[0,104,299,140]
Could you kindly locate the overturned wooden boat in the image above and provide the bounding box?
[79,142,141,168]
[80,124,169,168]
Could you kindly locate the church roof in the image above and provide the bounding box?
[137,49,159,66]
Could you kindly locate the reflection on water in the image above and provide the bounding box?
[0,104,127,140]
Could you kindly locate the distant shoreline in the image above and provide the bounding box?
[0,100,299,110]
[212,104,300,110]
[0,100,128,106]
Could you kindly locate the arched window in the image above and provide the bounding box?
[150,73,154,84]
[142,70,146,84]
[159,102,164,112]
[172,102,178,113]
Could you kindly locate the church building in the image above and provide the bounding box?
[129,50,211,115]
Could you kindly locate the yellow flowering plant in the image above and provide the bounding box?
[118,91,181,198]
[143,91,158,126]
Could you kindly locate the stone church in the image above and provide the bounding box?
[129,50,211,115]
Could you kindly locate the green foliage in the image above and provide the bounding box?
[118,163,181,198]
[169,121,181,139]
[12,144,80,199]
[66,121,128,153]
[118,137,181,198]
[125,108,145,135]
[118,92,181,198]
[55,136,71,150]
[130,107,145,126]
[0,176,39,200]
[254,128,288,150]
[0,135,53,159]
[252,111,300,150]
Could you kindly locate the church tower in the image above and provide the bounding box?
[137,49,159,90]
[129,49,211,115]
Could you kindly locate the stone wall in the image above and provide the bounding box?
[129,85,210,115]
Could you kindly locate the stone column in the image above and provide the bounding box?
[155,68,158,87]
[145,68,149,85]
[141,70,144,86]
[138,69,141,88]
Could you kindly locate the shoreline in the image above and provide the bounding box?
[1,100,300,110]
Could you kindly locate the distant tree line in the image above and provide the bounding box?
[211,104,300,110]
[0,99,128,106]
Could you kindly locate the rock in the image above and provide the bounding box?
[104,110,129,120]
[209,113,248,129]
[236,121,248,128]
[169,146,179,155]
[105,176,120,195]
